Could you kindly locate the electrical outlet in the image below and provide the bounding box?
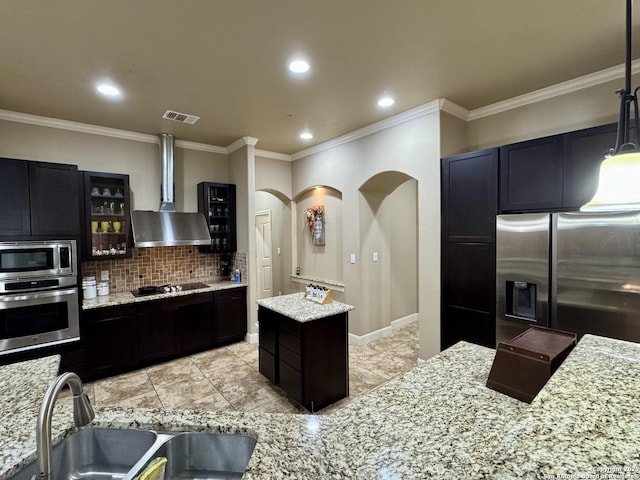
[373,252,378,262]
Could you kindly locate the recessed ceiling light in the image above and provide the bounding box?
[377,95,395,108]
[300,131,314,140]
[96,83,122,98]
[289,60,310,74]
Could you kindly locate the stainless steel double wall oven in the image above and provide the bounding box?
[0,240,79,355]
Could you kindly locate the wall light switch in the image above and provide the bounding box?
[350,253,356,264]
[373,252,378,262]
[277,247,281,255]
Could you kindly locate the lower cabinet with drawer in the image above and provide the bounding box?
[213,287,247,345]
[258,305,349,412]
[76,286,247,381]
[84,304,138,378]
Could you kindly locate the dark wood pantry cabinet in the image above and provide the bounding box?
[0,158,80,240]
[442,148,498,243]
[441,150,498,350]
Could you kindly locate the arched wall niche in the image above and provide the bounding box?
[294,185,343,284]
[356,171,419,335]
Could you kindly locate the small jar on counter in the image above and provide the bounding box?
[97,281,110,296]
[82,276,97,299]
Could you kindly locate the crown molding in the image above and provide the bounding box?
[291,99,441,160]
[227,136,259,154]
[0,109,159,143]
[5,59,638,161]
[174,139,227,154]
[0,108,233,154]
[438,99,470,121]
[468,60,640,121]
[254,149,292,161]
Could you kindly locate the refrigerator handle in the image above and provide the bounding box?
[549,213,557,328]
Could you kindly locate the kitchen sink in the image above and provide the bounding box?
[10,429,257,480]
[133,432,257,480]
[10,428,158,480]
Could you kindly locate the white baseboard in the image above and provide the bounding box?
[348,326,393,346]
[392,313,418,330]
[245,332,259,344]
[348,314,418,346]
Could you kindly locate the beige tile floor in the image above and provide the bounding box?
[81,322,418,415]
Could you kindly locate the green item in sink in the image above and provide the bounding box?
[137,456,167,480]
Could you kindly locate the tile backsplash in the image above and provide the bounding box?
[81,246,246,293]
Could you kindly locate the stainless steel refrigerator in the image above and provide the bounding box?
[496,211,640,344]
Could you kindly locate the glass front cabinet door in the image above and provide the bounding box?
[82,171,132,259]
[197,182,237,252]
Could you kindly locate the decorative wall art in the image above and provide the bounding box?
[305,205,325,245]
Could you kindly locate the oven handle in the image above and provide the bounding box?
[0,287,78,304]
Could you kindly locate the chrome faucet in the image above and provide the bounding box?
[36,372,95,480]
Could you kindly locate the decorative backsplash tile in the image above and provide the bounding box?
[81,247,246,293]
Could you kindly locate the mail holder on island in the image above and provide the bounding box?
[486,326,577,403]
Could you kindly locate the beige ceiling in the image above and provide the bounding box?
[1,0,637,154]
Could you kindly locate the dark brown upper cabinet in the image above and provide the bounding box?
[81,171,132,260]
[562,123,617,210]
[0,158,79,240]
[441,148,498,243]
[499,124,616,213]
[0,158,30,237]
[499,135,564,213]
[197,182,237,253]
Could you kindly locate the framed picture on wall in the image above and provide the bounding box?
[305,205,325,245]
[313,214,325,245]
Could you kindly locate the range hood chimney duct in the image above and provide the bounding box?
[159,133,176,212]
[130,133,212,247]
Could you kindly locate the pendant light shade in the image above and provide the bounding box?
[581,0,640,212]
[581,152,640,211]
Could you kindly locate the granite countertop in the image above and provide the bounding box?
[82,280,246,310]
[3,335,640,479]
[256,292,355,322]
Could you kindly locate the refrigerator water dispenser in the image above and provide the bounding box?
[506,281,536,321]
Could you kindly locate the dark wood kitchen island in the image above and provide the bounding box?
[257,292,354,412]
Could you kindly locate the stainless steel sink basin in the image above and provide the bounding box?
[10,428,257,480]
[10,428,158,480]
[133,432,257,480]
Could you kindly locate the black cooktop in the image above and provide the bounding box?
[131,282,209,297]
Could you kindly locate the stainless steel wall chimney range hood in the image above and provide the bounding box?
[131,134,211,247]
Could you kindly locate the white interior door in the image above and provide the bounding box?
[255,211,273,299]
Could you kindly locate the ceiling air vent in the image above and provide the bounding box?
[162,110,200,125]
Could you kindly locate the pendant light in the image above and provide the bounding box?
[581,0,640,212]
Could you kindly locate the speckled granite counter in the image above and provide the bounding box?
[3,335,640,479]
[256,292,354,322]
[82,280,246,310]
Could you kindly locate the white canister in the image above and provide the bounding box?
[82,276,97,300]
[97,281,110,296]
